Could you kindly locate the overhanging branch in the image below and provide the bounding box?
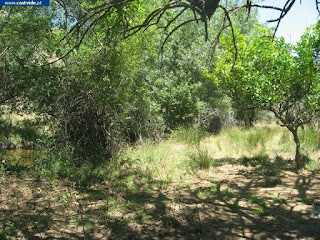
[40,0,320,65]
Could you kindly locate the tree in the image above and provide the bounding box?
[0,7,57,111]
[214,26,320,169]
[48,0,320,62]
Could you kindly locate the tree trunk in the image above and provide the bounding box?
[244,110,255,128]
[291,128,303,169]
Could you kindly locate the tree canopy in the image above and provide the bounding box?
[213,25,320,168]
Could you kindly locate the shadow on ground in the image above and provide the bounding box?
[1,155,320,239]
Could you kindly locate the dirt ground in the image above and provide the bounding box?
[1,160,320,240]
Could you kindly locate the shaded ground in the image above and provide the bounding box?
[1,158,320,239]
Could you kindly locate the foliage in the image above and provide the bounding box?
[0,7,57,111]
[213,25,320,169]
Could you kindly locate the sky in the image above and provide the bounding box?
[258,0,319,44]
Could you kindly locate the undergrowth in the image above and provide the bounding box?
[2,122,320,187]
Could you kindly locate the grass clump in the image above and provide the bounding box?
[248,197,269,207]
[189,147,214,170]
[223,188,235,197]
[254,208,270,217]
[248,196,271,217]
[240,154,270,167]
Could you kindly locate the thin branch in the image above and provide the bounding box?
[267,0,296,22]
[269,0,296,39]
[316,0,320,14]
[46,0,312,64]
[43,9,111,66]
[161,18,199,54]
[162,7,189,31]
[208,21,229,59]
[219,5,238,68]
[123,2,187,38]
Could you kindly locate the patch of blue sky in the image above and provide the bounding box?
[258,0,319,44]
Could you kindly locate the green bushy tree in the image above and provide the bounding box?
[214,26,320,169]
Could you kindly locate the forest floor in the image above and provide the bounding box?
[1,123,320,239]
[1,158,320,239]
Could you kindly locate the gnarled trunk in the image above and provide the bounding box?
[290,127,303,169]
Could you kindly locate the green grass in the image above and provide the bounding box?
[223,188,235,197]
[305,159,320,170]
[220,125,279,156]
[188,147,214,170]
[170,126,207,146]
[2,120,320,190]
[248,196,271,217]
[300,128,320,151]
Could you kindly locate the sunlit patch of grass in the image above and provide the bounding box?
[117,123,315,191]
[225,126,277,151]
[212,125,277,160]
[122,139,189,182]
